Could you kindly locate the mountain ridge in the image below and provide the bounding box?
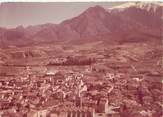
[0,2,162,47]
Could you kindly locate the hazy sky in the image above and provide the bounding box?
[0,2,124,28]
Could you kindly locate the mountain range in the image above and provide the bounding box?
[0,2,162,47]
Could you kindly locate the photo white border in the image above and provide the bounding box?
[0,0,162,2]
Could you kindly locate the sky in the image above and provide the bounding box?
[0,2,125,28]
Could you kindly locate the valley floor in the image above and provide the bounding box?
[0,40,162,117]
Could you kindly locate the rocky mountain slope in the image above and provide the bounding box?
[0,2,162,47]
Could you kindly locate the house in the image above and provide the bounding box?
[0,100,11,109]
[95,98,108,113]
[50,106,94,117]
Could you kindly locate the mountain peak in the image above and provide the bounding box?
[90,5,105,10]
[15,25,24,30]
[85,5,106,14]
[110,2,163,10]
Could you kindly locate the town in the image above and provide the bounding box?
[0,41,162,117]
